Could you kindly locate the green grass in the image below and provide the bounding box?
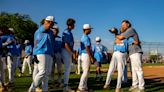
[143,63,164,66]
[7,63,164,92]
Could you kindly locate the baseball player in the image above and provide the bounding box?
[16,41,23,77]
[2,28,19,87]
[21,40,33,75]
[0,28,6,91]
[28,16,55,92]
[77,24,95,92]
[104,27,128,92]
[61,18,75,92]
[115,20,145,92]
[50,25,63,86]
[76,46,82,75]
[92,36,108,80]
[0,26,10,91]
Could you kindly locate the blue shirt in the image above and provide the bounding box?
[62,29,74,51]
[16,44,23,56]
[1,35,8,56]
[1,35,8,43]
[80,34,91,53]
[92,44,107,62]
[77,46,82,55]
[0,37,2,55]
[33,26,54,56]
[114,39,128,53]
[6,34,19,56]
[128,37,134,45]
[114,37,134,53]
[54,36,62,53]
[25,44,32,56]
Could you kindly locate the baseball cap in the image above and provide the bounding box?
[8,28,14,33]
[95,36,101,41]
[83,24,93,30]
[45,16,57,24]
[24,40,30,44]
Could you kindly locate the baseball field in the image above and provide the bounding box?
[8,63,164,92]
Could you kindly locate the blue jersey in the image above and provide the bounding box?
[80,34,91,53]
[62,29,74,51]
[92,44,107,62]
[6,34,19,56]
[128,37,134,45]
[77,46,82,55]
[25,44,32,56]
[0,37,2,55]
[33,26,54,56]
[114,37,134,53]
[54,36,62,53]
[114,39,128,53]
[16,44,23,56]
[1,35,8,43]
[1,35,9,56]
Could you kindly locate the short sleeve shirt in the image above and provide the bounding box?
[122,27,142,55]
[80,34,91,53]
[62,29,74,51]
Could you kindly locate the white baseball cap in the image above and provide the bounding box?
[95,36,101,41]
[24,40,30,44]
[83,24,93,30]
[8,28,14,33]
[45,16,57,24]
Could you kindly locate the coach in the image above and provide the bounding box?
[115,20,145,92]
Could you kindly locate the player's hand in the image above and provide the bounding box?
[133,40,140,45]
[115,39,122,44]
[106,56,108,60]
[72,52,76,60]
[91,57,95,64]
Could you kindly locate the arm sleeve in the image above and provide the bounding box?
[122,28,135,39]
[62,33,70,44]
[83,37,90,47]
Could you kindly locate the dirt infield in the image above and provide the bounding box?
[102,65,164,82]
[125,66,164,83]
[143,66,164,79]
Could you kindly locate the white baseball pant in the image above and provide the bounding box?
[61,49,72,87]
[16,56,21,68]
[50,52,62,82]
[7,55,17,83]
[0,57,6,85]
[55,52,62,83]
[0,56,5,85]
[29,54,52,91]
[22,55,32,74]
[130,53,145,90]
[122,53,128,82]
[78,53,90,90]
[105,51,126,88]
[77,55,81,74]
[47,55,53,76]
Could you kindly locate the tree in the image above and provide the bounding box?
[0,12,38,42]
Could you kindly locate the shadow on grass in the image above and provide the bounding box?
[49,74,164,92]
[11,71,164,92]
[144,77,164,92]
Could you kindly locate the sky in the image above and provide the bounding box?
[1,0,164,51]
